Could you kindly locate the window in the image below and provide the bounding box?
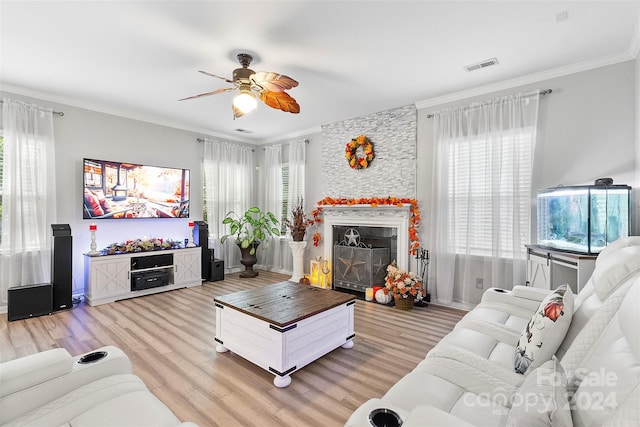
[280,163,289,234]
[447,131,533,258]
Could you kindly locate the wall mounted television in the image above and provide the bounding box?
[83,158,190,219]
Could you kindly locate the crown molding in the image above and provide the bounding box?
[0,83,257,144]
[415,50,637,110]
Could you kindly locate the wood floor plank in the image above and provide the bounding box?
[0,270,465,426]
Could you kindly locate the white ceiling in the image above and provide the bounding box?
[1,1,639,143]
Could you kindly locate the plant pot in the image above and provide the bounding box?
[394,294,414,311]
[291,229,306,242]
[238,241,260,278]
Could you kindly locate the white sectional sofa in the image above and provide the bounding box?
[0,346,197,427]
[346,237,640,427]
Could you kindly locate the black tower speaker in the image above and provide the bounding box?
[51,224,73,312]
[7,283,52,321]
[194,221,212,281]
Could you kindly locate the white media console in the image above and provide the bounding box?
[84,247,201,306]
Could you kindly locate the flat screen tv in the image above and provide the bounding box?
[83,158,190,219]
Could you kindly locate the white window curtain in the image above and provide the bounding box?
[428,91,540,305]
[288,139,306,216]
[203,138,253,270]
[1,98,57,306]
[260,144,291,271]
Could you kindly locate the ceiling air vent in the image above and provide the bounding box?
[235,128,253,134]
[463,58,499,72]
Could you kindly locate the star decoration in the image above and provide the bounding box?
[345,228,360,246]
[338,248,367,281]
[373,255,388,276]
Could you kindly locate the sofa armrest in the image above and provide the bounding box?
[403,405,475,427]
[0,348,72,398]
[344,399,474,427]
[510,285,550,301]
[480,286,549,312]
[344,399,409,427]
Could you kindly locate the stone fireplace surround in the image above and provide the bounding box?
[321,205,412,274]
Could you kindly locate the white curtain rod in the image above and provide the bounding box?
[196,137,309,151]
[0,99,64,116]
[262,139,309,150]
[426,89,552,119]
[196,138,255,152]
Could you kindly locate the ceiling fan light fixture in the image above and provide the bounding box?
[233,85,257,114]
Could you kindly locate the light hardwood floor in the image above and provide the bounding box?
[0,271,466,426]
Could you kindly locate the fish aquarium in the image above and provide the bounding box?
[536,185,631,254]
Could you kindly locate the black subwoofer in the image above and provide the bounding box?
[51,224,73,312]
[210,259,224,282]
[8,283,53,321]
[194,221,212,281]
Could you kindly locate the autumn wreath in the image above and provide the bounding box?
[345,135,375,169]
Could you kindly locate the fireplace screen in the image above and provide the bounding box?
[333,228,390,292]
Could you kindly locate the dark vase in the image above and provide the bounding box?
[238,241,260,278]
[291,229,306,242]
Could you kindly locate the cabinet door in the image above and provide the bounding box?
[174,249,201,285]
[88,258,130,299]
[527,253,550,289]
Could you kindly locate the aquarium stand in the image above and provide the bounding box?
[525,245,597,294]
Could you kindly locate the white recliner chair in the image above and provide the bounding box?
[0,346,198,427]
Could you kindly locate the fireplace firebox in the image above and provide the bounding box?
[332,227,392,292]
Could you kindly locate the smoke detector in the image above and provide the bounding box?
[463,58,499,72]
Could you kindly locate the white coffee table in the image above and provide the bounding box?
[214,281,356,387]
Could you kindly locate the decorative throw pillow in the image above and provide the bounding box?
[514,284,574,374]
[507,356,572,427]
[93,189,113,214]
[84,189,104,217]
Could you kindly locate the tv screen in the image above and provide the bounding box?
[83,158,190,219]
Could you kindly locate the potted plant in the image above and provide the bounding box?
[382,261,423,310]
[283,198,315,241]
[220,207,280,277]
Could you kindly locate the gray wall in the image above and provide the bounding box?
[415,60,637,305]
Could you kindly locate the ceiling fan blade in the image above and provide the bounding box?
[198,70,234,83]
[259,90,300,114]
[251,71,298,92]
[178,87,235,101]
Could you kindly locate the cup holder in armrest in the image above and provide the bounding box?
[368,408,403,427]
[77,351,108,364]
[492,288,508,293]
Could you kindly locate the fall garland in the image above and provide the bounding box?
[312,197,421,255]
[345,135,375,169]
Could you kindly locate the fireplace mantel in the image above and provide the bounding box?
[322,205,411,271]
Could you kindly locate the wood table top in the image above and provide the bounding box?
[213,281,356,327]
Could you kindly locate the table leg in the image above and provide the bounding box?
[273,375,292,388]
